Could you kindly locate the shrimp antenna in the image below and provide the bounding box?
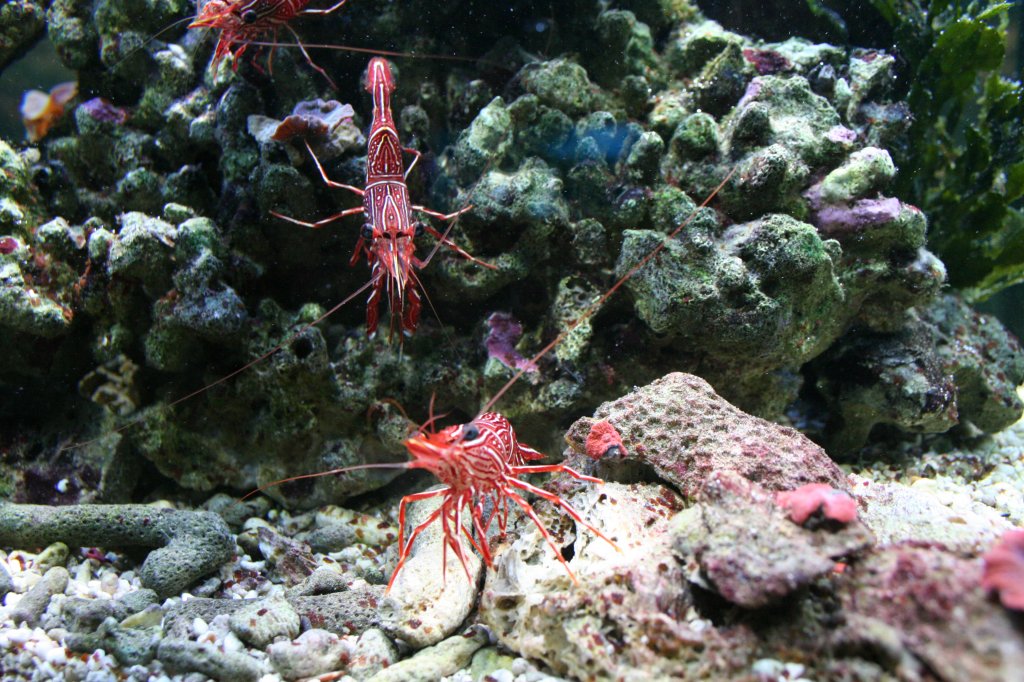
[480,168,737,415]
[239,461,413,502]
[236,40,510,72]
[61,276,378,454]
[413,214,465,351]
[108,15,197,73]
[417,392,450,435]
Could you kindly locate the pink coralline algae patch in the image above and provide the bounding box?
[776,483,858,525]
[584,420,627,460]
[485,312,538,373]
[981,528,1024,610]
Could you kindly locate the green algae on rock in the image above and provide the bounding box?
[0,0,47,70]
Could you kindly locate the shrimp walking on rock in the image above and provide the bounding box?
[274,57,497,339]
[188,0,351,88]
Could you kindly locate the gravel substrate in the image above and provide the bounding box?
[850,386,1024,524]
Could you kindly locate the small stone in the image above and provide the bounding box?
[348,628,397,679]
[365,626,487,682]
[268,628,346,680]
[34,542,69,571]
[120,604,164,629]
[380,490,482,648]
[157,638,262,682]
[0,562,13,598]
[228,595,301,649]
[116,587,160,615]
[11,566,69,627]
[470,646,517,681]
[287,565,349,597]
[64,596,129,632]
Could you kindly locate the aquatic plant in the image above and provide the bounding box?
[868,0,1024,298]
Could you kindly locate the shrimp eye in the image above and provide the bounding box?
[241,9,258,23]
[361,224,374,239]
[414,221,425,238]
[461,424,480,441]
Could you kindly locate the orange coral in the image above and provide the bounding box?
[21,81,77,142]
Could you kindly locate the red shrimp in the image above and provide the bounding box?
[390,412,616,589]
[188,0,350,88]
[274,57,496,339]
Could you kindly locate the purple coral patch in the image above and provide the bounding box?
[815,197,903,234]
[826,125,857,144]
[80,98,129,125]
[485,312,538,373]
[271,99,355,141]
[742,48,792,75]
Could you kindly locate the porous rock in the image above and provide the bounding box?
[451,96,513,184]
[0,503,234,598]
[814,292,1024,452]
[813,318,959,453]
[0,0,47,70]
[228,595,301,649]
[672,471,872,609]
[833,544,1024,682]
[481,482,753,681]
[924,292,1024,433]
[517,58,595,117]
[565,372,847,498]
[616,214,847,415]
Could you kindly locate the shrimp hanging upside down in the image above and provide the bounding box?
[275,57,497,339]
[188,0,350,88]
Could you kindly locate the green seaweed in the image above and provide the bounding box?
[868,0,1023,299]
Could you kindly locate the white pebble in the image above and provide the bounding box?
[192,617,209,636]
